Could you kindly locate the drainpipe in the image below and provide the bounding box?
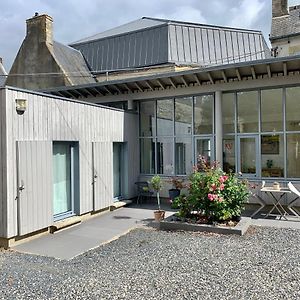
[215,91,223,166]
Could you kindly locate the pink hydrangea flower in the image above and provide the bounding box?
[218,197,224,202]
[220,183,225,191]
[208,193,214,201]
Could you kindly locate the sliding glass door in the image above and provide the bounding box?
[53,142,77,219]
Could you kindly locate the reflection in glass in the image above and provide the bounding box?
[286,87,300,131]
[175,97,192,135]
[237,91,258,133]
[222,93,235,133]
[261,89,283,132]
[194,95,213,134]
[287,134,300,178]
[157,99,173,136]
[175,137,192,175]
[140,139,155,174]
[196,138,212,166]
[140,101,155,137]
[240,137,256,174]
[157,138,174,175]
[261,135,284,178]
[223,137,235,173]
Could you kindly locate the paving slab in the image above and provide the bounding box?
[13,205,174,260]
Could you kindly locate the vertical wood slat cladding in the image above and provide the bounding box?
[17,141,53,236]
[3,88,138,238]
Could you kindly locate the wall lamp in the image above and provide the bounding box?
[15,99,27,115]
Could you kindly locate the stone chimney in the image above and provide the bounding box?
[272,0,288,17]
[26,13,53,45]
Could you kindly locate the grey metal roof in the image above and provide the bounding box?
[0,61,7,87]
[42,54,300,100]
[70,17,270,74]
[72,18,167,44]
[53,41,96,85]
[271,5,300,40]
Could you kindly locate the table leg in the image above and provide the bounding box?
[265,192,288,220]
[251,194,266,218]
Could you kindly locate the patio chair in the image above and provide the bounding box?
[135,181,154,205]
[287,182,300,217]
[250,180,266,218]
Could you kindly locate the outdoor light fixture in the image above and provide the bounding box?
[15,99,27,115]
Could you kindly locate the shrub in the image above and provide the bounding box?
[176,156,249,222]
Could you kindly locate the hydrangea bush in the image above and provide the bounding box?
[173,156,250,222]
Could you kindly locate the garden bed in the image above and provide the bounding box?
[159,214,251,236]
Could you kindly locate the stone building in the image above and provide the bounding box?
[270,0,300,56]
[6,13,95,90]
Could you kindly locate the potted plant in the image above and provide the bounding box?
[150,175,165,221]
[168,177,184,201]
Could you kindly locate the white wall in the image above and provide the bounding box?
[3,87,139,238]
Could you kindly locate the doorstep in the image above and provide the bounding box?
[50,216,82,233]
[110,200,132,211]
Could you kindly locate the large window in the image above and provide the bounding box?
[286,87,300,131]
[222,93,235,134]
[139,94,214,175]
[287,134,300,178]
[140,101,155,137]
[261,89,283,132]
[157,99,173,136]
[237,91,258,133]
[194,95,213,134]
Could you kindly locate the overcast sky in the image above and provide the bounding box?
[0,0,299,71]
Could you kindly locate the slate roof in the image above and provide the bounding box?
[271,5,300,40]
[0,60,7,87]
[70,17,270,74]
[53,41,96,85]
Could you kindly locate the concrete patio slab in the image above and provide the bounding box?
[13,205,174,260]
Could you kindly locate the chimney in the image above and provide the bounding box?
[26,13,53,45]
[272,0,288,17]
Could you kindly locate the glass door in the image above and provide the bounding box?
[195,137,214,166]
[53,142,74,219]
[113,143,123,199]
[238,136,259,177]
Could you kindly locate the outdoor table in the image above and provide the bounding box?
[260,187,292,220]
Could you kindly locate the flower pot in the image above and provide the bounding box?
[168,188,180,200]
[154,210,165,222]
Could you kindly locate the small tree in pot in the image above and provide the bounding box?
[150,175,165,221]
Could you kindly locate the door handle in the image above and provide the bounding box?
[19,185,25,191]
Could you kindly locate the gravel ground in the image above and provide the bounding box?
[0,226,300,300]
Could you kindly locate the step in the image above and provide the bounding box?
[110,200,132,211]
[50,216,82,234]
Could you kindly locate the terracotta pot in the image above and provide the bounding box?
[154,210,165,222]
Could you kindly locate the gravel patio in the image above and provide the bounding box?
[1,226,300,300]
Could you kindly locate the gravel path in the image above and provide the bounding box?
[0,226,300,300]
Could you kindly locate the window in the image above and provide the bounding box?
[175,97,192,135]
[157,138,174,175]
[194,95,213,134]
[261,89,283,132]
[157,99,173,136]
[223,137,235,173]
[237,91,258,133]
[140,139,155,174]
[261,135,284,178]
[286,87,300,131]
[222,93,235,134]
[287,134,300,178]
[175,137,192,175]
[140,101,155,137]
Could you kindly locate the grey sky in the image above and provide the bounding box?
[0,0,299,71]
